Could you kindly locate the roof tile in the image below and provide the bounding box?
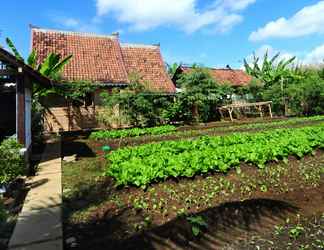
[31,29,175,92]
[181,66,252,87]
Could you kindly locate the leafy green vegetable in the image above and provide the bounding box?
[91,115,324,141]
[90,125,177,140]
[187,215,208,236]
[106,125,324,187]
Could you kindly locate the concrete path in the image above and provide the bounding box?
[8,157,63,250]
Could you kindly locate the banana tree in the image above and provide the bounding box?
[244,51,298,87]
[6,38,72,98]
[244,51,302,115]
[6,38,73,136]
[166,62,180,79]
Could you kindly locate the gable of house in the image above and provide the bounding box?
[121,44,176,92]
[177,66,252,87]
[31,28,175,93]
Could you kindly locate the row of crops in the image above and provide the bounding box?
[90,125,176,140]
[106,125,324,187]
[90,116,324,140]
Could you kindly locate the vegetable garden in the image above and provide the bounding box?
[62,116,324,250]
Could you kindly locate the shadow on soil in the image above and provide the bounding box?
[62,139,96,158]
[65,198,298,250]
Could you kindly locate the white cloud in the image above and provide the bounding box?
[245,45,295,66]
[250,1,324,41]
[95,0,256,33]
[304,44,324,64]
[245,44,324,67]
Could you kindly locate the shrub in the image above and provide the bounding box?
[0,139,24,185]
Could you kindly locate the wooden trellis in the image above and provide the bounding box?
[219,101,273,121]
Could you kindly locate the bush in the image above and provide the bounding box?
[0,139,24,185]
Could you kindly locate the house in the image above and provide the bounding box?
[172,65,252,87]
[0,47,53,159]
[31,28,176,132]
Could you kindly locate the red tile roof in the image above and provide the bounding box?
[31,28,175,93]
[180,66,252,87]
[121,44,176,92]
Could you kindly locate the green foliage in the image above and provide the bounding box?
[166,62,180,79]
[57,81,97,101]
[99,78,174,127]
[106,125,324,187]
[289,224,304,240]
[5,38,24,61]
[93,115,324,140]
[187,215,208,236]
[244,51,324,116]
[6,38,74,136]
[90,125,176,140]
[176,66,233,122]
[0,139,24,185]
[37,53,73,80]
[244,51,298,88]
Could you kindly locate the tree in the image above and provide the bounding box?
[166,62,180,79]
[244,51,298,88]
[6,38,73,136]
[176,66,233,122]
[244,51,303,115]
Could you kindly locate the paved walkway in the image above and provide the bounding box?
[8,155,62,250]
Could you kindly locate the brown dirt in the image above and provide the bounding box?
[63,151,324,250]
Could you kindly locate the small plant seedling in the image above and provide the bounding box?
[187,215,208,237]
[260,184,268,192]
[274,225,284,235]
[289,224,304,240]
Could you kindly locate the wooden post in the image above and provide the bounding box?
[268,104,273,118]
[16,69,26,146]
[228,107,233,122]
[257,105,263,118]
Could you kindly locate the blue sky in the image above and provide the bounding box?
[1,0,324,68]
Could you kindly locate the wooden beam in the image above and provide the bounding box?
[0,48,53,88]
[16,73,25,146]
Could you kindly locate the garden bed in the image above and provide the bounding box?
[62,121,324,249]
[63,116,324,157]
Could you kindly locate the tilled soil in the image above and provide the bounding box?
[63,151,324,250]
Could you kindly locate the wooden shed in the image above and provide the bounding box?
[0,47,53,157]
